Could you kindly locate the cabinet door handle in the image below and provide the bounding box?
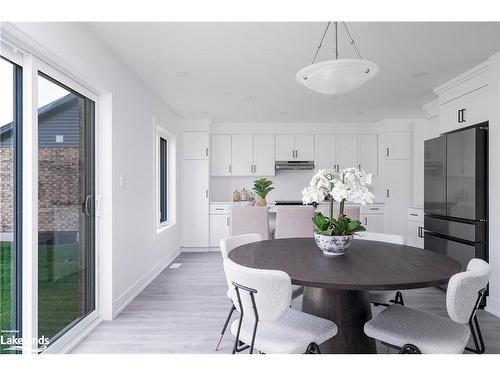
[205,189,208,198]
[228,165,232,173]
[458,109,461,123]
[386,189,390,198]
[253,164,256,173]
[386,147,390,157]
[205,147,208,157]
[226,217,230,226]
[410,213,418,216]
[364,217,367,226]
[462,108,466,123]
[358,164,361,170]
[418,226,424,238]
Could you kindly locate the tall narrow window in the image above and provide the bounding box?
[37,73,95,346]
[159,137,168,224]
[0,56,22,354]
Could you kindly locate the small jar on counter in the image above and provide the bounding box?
[233,190,241,202]
[240,188,248,201]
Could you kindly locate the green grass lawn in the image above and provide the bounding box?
[1,241,83,354]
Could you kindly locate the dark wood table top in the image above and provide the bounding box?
[228,238,462,290]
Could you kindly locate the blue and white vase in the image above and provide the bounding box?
[314,233,354,256]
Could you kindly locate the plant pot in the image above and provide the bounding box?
[313,233,354,256]
[257,198,267,207]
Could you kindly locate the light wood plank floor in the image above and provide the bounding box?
[72,251,500,354]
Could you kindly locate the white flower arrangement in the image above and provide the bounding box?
[302,167,375,236]
[302,167,374,206]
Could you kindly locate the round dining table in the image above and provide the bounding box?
[228,237,462,354]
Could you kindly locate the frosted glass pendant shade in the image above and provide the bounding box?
[296,59,379,95]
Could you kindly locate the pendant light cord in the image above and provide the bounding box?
[311,21,331,64]
[310,21,364,64]
[342,22,363,60]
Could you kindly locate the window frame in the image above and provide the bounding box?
[155,123,176,233]
[159,136,168,224]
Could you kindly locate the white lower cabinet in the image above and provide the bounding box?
[385,159,411,238]
[360,204,385,233]
[361,214,385,233]
[406,207,424,248]
[182,159,209,247]
[210,214,230,248]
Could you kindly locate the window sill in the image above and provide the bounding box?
[156,222,175,235]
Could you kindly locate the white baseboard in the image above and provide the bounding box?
[486,296,500,318]
[113,247,181,318]
[182,247,220,252]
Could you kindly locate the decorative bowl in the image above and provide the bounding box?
[313,233,354,256]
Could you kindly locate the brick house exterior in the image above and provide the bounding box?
[0,94,82,239]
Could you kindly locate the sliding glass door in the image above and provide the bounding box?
[37,73,95,346]
[0,56,22,354]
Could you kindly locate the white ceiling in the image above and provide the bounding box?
[87,22,500,122]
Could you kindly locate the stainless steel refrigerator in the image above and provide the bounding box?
[424,123,488,277]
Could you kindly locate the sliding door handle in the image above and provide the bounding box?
[83,195,92,216]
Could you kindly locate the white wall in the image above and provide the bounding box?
[487,52,500,317]
[7,22,183,319]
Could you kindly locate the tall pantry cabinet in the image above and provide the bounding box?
[182,131,210,247]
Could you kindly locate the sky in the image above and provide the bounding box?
[1,57,69,128]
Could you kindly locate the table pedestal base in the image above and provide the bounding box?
[302,287,377,354]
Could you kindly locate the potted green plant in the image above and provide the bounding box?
[302,167,374,256]
[253,178,274,206]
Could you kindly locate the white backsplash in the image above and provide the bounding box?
[210,170,383,202]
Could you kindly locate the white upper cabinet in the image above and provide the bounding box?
[211,134,275,177]
[314,135,336,170]
[314,134,378,175]
[211,134,232,176]
[337,135,358,170]
[295,134,315,160]
[276,134,314,160]
[231,134,253,176]
[275,134,295,160]
[434,62,488,134]
[183,131,209,159]
[439,87,488,134]
[384,132,411,160]
[253,134,275,176]
[358,134,378,175]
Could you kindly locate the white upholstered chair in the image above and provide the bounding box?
[364,259,491,354]
[275,206,315,239]
[215,233,262,351]
[358,232,406,305]
[223,258,338,354]
[230,206,270,240]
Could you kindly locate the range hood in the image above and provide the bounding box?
[275,160,314,170]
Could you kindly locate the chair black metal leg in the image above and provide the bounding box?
[215,303,236,351]
[399,344,421,354]
[306,342,321,354]
[465,315,486,354]
[389,291,404,305]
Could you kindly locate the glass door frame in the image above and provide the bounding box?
[22,55,100,354]
[0,42,24,354]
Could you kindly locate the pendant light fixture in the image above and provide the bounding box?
[296,22,379,96]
